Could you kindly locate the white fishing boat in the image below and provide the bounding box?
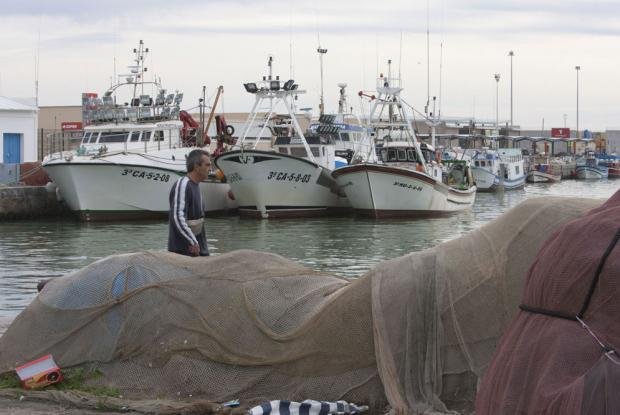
[575,151,609,179]
[332,62,476,218]
[468,148,526,191]
[42,41,236,221]
[214,57,368,219]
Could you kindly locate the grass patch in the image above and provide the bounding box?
[0,367,120,398]
[0,372,20,389]
[51,367,120,397]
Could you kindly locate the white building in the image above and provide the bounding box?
[0,97,38,163]
[606,129,620,155]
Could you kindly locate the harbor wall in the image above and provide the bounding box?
[0,185,68,220]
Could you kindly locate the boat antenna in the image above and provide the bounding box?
[317,35,328,116]
[438,42,443,119]
[425,0,430,117]
[398,30,403,86]
[35,25,40,107]
[289,6,294,79]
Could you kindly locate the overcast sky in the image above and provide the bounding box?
[0,0,618,130]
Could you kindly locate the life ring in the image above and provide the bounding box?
[225,125,235,136]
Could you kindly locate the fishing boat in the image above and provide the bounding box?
[42,41,235,221]
[468,148,526,191]
[214,57,367,219]
[575,151,608,179]
[331,61,476,218]
[526,163,562,183]
[597,154,619,179]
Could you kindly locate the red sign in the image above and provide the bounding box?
[61,122,83,131]
[551,128,570,138]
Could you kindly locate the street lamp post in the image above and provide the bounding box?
[508,51,514,131]
[494,73,501,129]
[575,65,581,139]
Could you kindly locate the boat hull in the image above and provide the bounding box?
[332,164,476,218]
[575,166,608,180]
[214,150,350,219]
[526,171,561,183]
[472,167,526,192]
[43,160,236,221]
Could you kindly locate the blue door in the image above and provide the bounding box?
[3,133,21,164]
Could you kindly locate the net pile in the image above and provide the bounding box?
[0,196,606,414]
[476,190,620,414]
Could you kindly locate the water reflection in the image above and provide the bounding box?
[0,180,617,318]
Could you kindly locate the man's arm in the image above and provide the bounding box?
[171,177,199,248]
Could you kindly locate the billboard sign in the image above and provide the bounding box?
[551,128,571,138]
[61,122,83,131]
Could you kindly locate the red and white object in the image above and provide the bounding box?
[15,354,63,389]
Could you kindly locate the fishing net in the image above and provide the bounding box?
[476,190,620,415]
[0,195,606,414]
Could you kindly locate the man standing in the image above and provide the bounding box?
[168,149,211,256]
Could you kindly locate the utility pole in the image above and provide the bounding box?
[508,51,514,131]
[494,73,501,129]
[575,65,581,139]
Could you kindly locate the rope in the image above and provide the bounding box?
[576,316,620,365]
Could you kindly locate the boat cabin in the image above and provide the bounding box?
[77,122,183,155]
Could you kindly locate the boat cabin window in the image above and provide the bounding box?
[141,131,152,142]
[397,149,407,161]
[89,132,98,143]
[310,147,320,157]
[130,131,141,142]
[387,149,397,161]
[278,147,289,154]
[340,132,350,141]
[82,132,91,144]
[290,147,308,157]
[407,149,417,162]
[515,165,520,175]
[154,130,164,142]
[99,131,128,143]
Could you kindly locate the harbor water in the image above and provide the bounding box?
[0,180,617,320]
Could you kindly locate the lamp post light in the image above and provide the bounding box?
[494,73,501,129]
[575,65,581,139]
[508,51,514,131]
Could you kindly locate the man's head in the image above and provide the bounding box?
[186,149,211,181]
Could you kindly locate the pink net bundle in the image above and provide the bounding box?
[476,190,620,414]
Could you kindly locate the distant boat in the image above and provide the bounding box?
[332,61,476,218]
[575,151,608,180]
[527,163,561,183]
[468,148,526,191]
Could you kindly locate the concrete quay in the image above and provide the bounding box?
[0,185,68,220]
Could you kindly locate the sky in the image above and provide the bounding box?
[0,0,619,131]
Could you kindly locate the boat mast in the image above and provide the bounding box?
[317,41,327,116]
